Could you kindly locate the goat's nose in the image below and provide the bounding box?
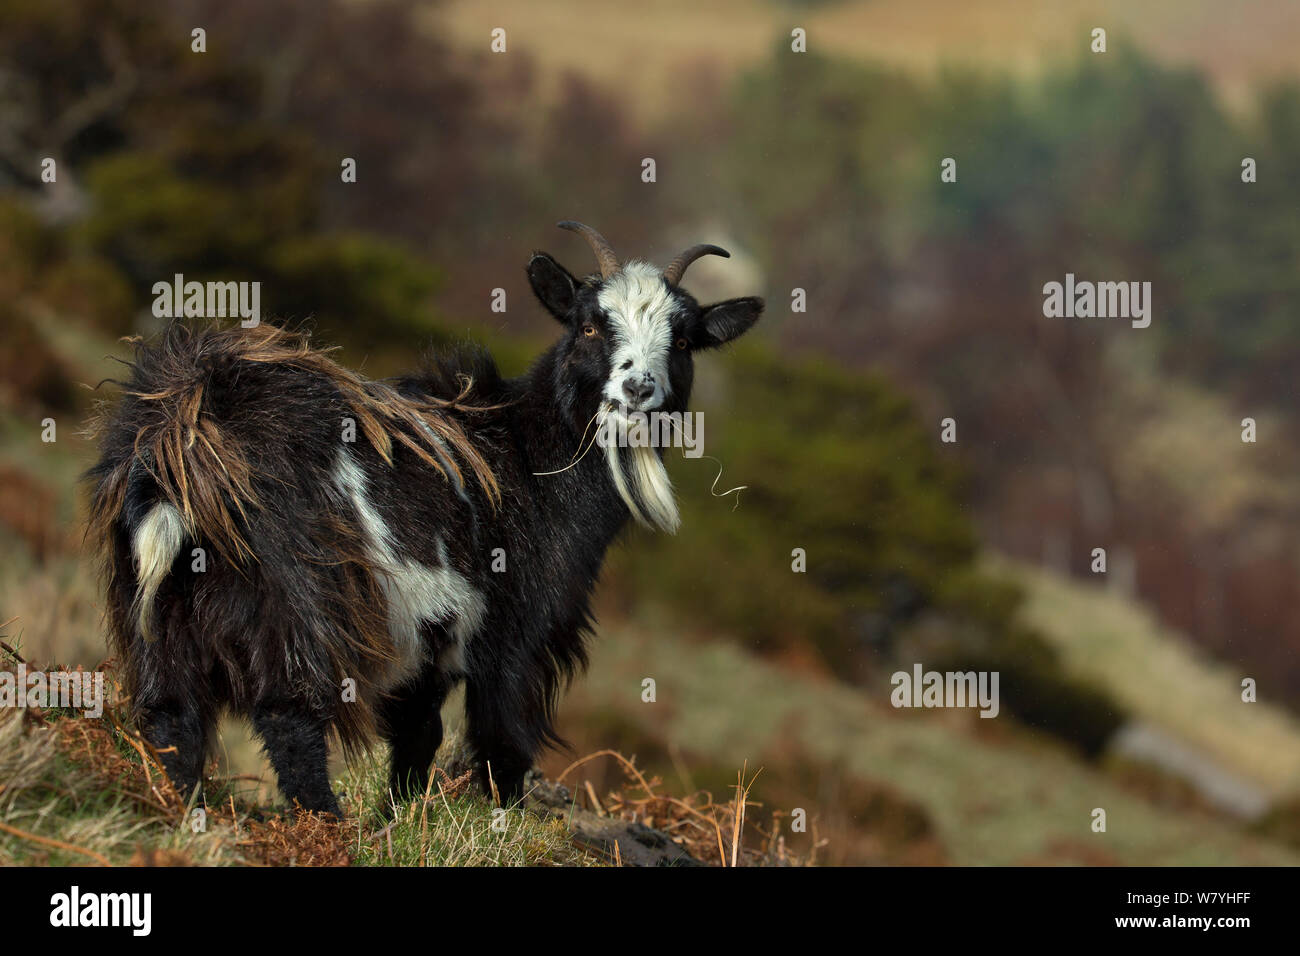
[621,376,655,406]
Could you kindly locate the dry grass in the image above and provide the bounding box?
[557,748,801,866]
[0,661,608,867]
[341,746,603,867]
[0,706,243,866]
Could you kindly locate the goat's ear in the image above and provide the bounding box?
[693,297,764,349]
[527,253,580,323]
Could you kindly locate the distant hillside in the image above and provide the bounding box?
[436,0,1300,118]
[991,555,1300,799]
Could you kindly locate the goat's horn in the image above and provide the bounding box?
[662,244,730,287]
[557,220,620,279]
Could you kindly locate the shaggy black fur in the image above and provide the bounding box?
[86,240,762,814]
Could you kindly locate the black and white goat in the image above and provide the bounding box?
[87,221,762,814]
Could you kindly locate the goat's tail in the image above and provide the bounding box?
[84,325,265,650]
[130,501,186,642]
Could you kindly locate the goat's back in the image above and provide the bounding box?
[85,323,499,749]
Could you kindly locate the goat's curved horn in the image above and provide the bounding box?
[662,244,730,287]
[557,220,620,279]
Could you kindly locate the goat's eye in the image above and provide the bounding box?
[582,324,598,338]
[675,337,689,350]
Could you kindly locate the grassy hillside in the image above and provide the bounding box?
[551,615,1300,865]
[0,704,600,867]
[991,555,1300,797]
[4,307,1300,866]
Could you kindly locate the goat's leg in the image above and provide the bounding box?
[463,673,545,806]
[252,699,341,816]
[137,696,209,805]
[380,664,452,803]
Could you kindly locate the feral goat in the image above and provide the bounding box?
[87,221,762,814]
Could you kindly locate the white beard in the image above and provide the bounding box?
[604,434,680,534]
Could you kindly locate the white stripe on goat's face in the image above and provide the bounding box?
[597,261,679,412]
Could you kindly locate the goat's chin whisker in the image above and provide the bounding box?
[660,409,748,512]
[531,404,608,477]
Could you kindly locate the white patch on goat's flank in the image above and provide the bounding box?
[132,502,186,640]
[597,261,677,408]
[332,453,485,687]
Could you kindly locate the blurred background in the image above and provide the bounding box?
[2,0,1300,864]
